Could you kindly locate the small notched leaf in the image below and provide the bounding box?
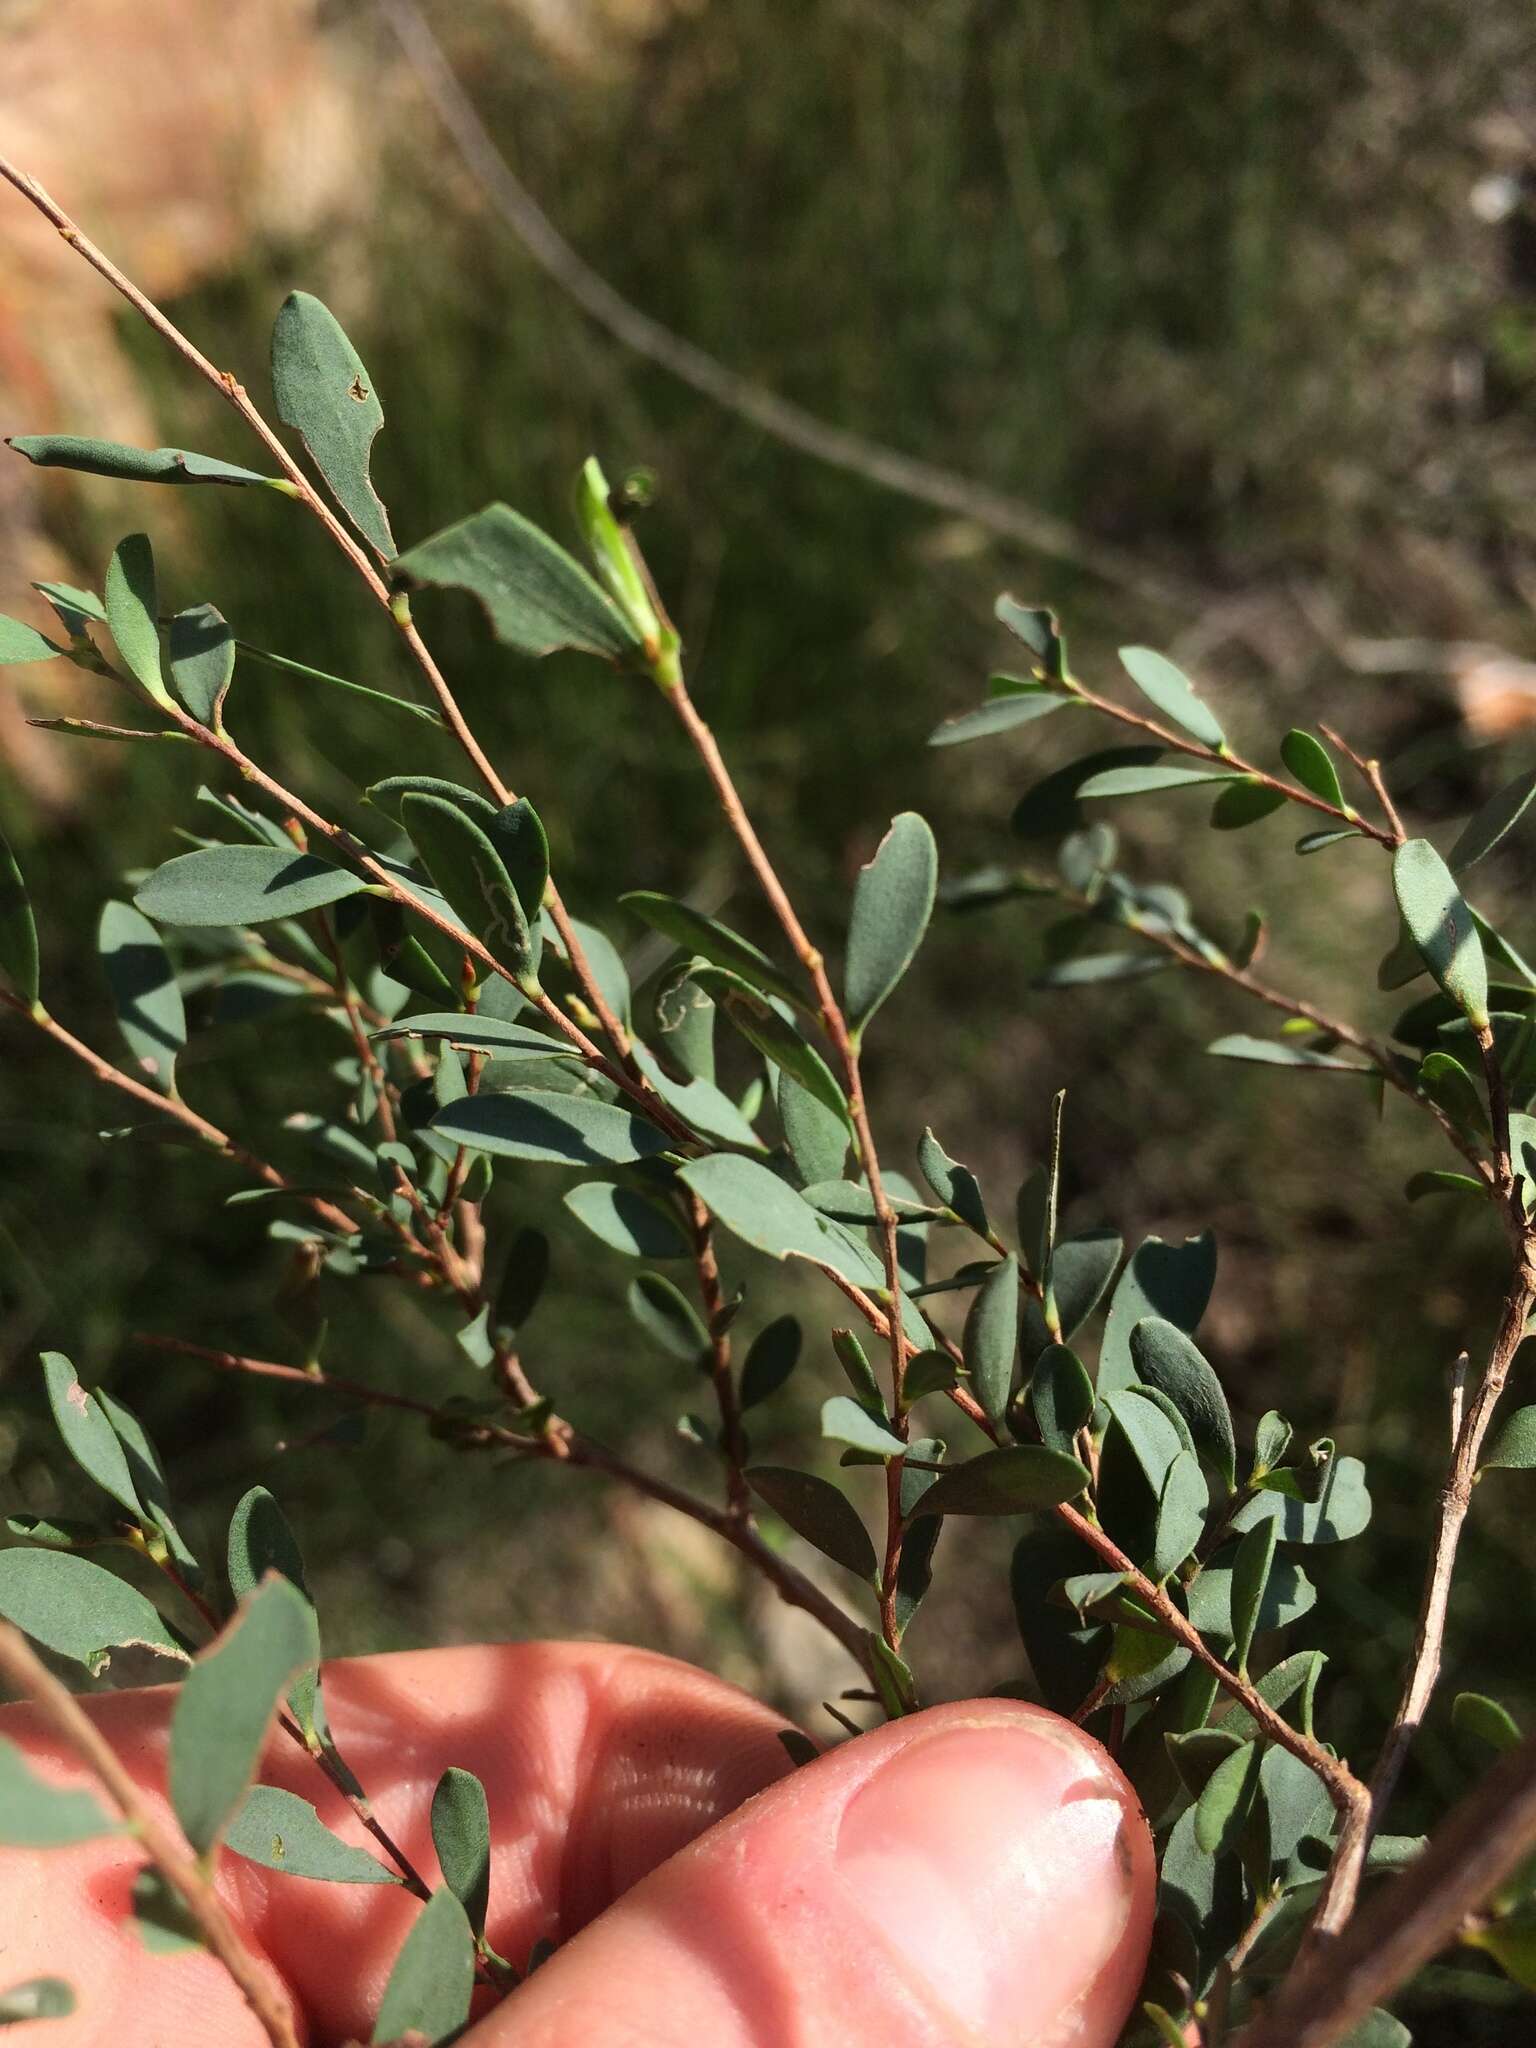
[1393,839,1489,1029]
[431,1768,493,1936]
[169,1575,318,1854]
[271,291,395,560]
[917,1127,990,1239]
[226,1784,399,1884]
[1119,646,1226,750]
[844,813,938,1038]
[99,901,185,1091]
[167,604,235,727]
[7,434,274,488]
[393,503,640,662]
[104,533,170,705]
[745,1466,878,1579]
[371,1887,477,2046]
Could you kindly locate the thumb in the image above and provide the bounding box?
[473,1697,1155,2048]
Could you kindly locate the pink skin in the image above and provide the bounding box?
[0,1643,1154,2047]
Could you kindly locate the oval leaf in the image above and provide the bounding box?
[169,1575,318,1854]
[620,891,803,1009]
[40,1351,144,1521]
[1393,839,1488,1027]
[226,1784,399,1884]
[564,1181,690,1259]
[104,533,169,704]
[909,1444,1088,1518]
[167,604,235,727]
[927,690,1068,748]
[99,901,185,1090]
[1280,730,1347,809]
[271,291,395,560]
[134,846,367,927]
[745,1467,877,1579]
[963,1255,1019,1426]
[431,1769,492,1935]
[1078,766,1240,799]
[1098,1232,1217,1397]
[0,614,64,666]
[402,792,536,987]
[844,812,938,1038]
[1129,1318,1237,1493]
[740,1317,801,1409]
[371,1887,477,2046]
[1119,646,1226,749]
[820,1395,906,1459]
[429,1089,670,1168]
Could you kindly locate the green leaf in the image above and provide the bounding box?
[169,1575,318,1854]
[1129,1319,1237,1493]
[1119,647,1226,749]
[1417,1050,1490,1138]
[627,1271,709,1363]
[1195,1739,1262,1855]
[103,532,170,706]
[916,1128,990,1239]
[0,1735,120,1845]
[40,1352,144,1521]
[226,1784,399,1883]
[745,1467,877,1579]
[373,1013,571,1060]
[1393,839,1489,1029]
[1449,768,1536,873]
[677,1154,883,1292]
[1150,1451,1208,1581]
[691,968,849,1127]
[964,1255,1020,1425]
[98,901,184,1090]
[0,818,39,1006]
[130,1868,201,1953]
[927,690,1069,748]
[166,604,235,727]
[226,1487,323,1747]
[903,1350,958,1402]
[574,455,662,641]
[1453,1690,1522,1753]
[0,615,64,665]
[1482,1406,1536,1472]
[1230,1518,1278,1675]
[1208,1033,1371,1072]
[0,1549,187,1677]
[995,596,1067,675]
[844,813,938,1038]
[431,1768,492,1936]
[1078,766,1240,799]
[271,291,395,559]
[430,1088,669,1167]
[779,1074,849,1185]
[564,1181,689,1259]
[1211,780,1286,830]
[7,434,273,488]
[1029,1344,1095,1454]
[1229,1454,1372,1545]
[402,793,536,987]
[244,642,442,724]
[1279,730,1348,809]
[1295,826,1365,855]
[821,1395,906,1458]
[1098,1232,1217,1397]
[1034,951,1166,988]
[371,1888,477,2046]
[909,1444,1088,1518]
[620,891,803,1009]
[135,846,367,927]
[1338,2015,1412,2048]
[1024,1229,1122,1360]
[740,1316,801,1409]
[495,1228,549,1337]
[1102,1386,1191,1498]
[33,580,106,634]
[394,503,640,661]
[491,798,551,923]
[0,1978,74,2024]
[1253,1412,1294,1476]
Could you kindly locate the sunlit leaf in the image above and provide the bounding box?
[1119,647,1226,749]
[908,1444,1087,1517]
[371,1888,477,2046]
[8,434,273,488]
[394,503,639,660]
[226,1784,399,1884]
[271,292,395,559]
[844,813,938,1038]
[135,845,367,927]
[431,1768,492,1935]
[1393,839,1488,1029]
[1129,1319,1236,1492]
[1098,1232,1217,1397]
[431,1088,669,1167]
[964,1254,1019,1425]
[0,1549,187,1678]
[1280,730,1348,810]
[103,533,170,705]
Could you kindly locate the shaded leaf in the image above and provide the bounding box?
[1187,1551,1317,1638]
[1229,1453,1372,1545]
[99,901,184,1090]
[1450,768,1536,873]
[490,798,551,924]
[0,1736,120,1846]
[226,1784,399,1884]
[1295,827,1365,854]
[1078,765,1240,799]
[1208,1034,1371,1072]
[740,1316,801,1409]
[1195,1739,1262,1855]
[627,1272,709,1362]
[1482,1406,1536,1472]
[620,891,802,1008]
[1279,730,1348,809]
[372,1888,477,2046]
[1453,1690,1522,1753]
[1029,1344,1095,1455]
[0,615,63,665]
[691,967,849,1126]
[226,1487,323,1747]
[1129,1319,1237,1492]
[909,1444,1087,1517]
[779,1074,849,1185]
[916,1128,990,1238]
[430,1089,669,1167]
[135,846,366,927]
[0,818,38,1006]
[271,292,394,559]
[1024,1229,1121,1361]
[745,1467,877,1579]
[1010,746,1162,840]
[565,1181,689,1259]
[1211,781,1286,830]
[1150,1451,1208,1581]
[402,793,536,987]
[844,813,938,1037]
[1098,1232,1217,1397]
[40,1352,143,1521]
[1230,1518,1278,1675]
[1120,646,1226,749]
[167,604,235,728]
[964,1254,1019,1425]
[169,1576,317,1854]
[394,503,639,660]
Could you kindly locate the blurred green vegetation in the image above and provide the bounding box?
[4,3,1536,2030]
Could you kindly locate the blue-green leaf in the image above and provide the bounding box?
[1280,730,1349,809]
[226,1785,399,1884]
[1393,839,1489,1028]
[271,292,395,560]
[1119,647,1226,749]
[8,435,273,488]
[964,1255,1019,1426]
[1078,766,1240,800]
[40,1352,143,1521]
[167,604,235,728]
[430,1089,669,1167]
[135,846,367,927]
[844,813,938,1038]
[431,1769,492,1936]
[0,1736,120,1845]
[746,1467,876,1579]
[564,1181,690,1258]
[371,1888,476,2046]
[0,1549,187,1678]
[98,901,184,1090]
[1098,1233,1217,1397]
[104,533,170,705]
[909,1443,1088,1517]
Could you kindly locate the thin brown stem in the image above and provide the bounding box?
[136,1335,877,1686]
[1240,1732,1536,2048]
[1319,724,1408,843]
[0,1621,301,2048]
[3,995,359,1235]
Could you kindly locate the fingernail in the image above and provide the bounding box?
[834,1717,1140,2040]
